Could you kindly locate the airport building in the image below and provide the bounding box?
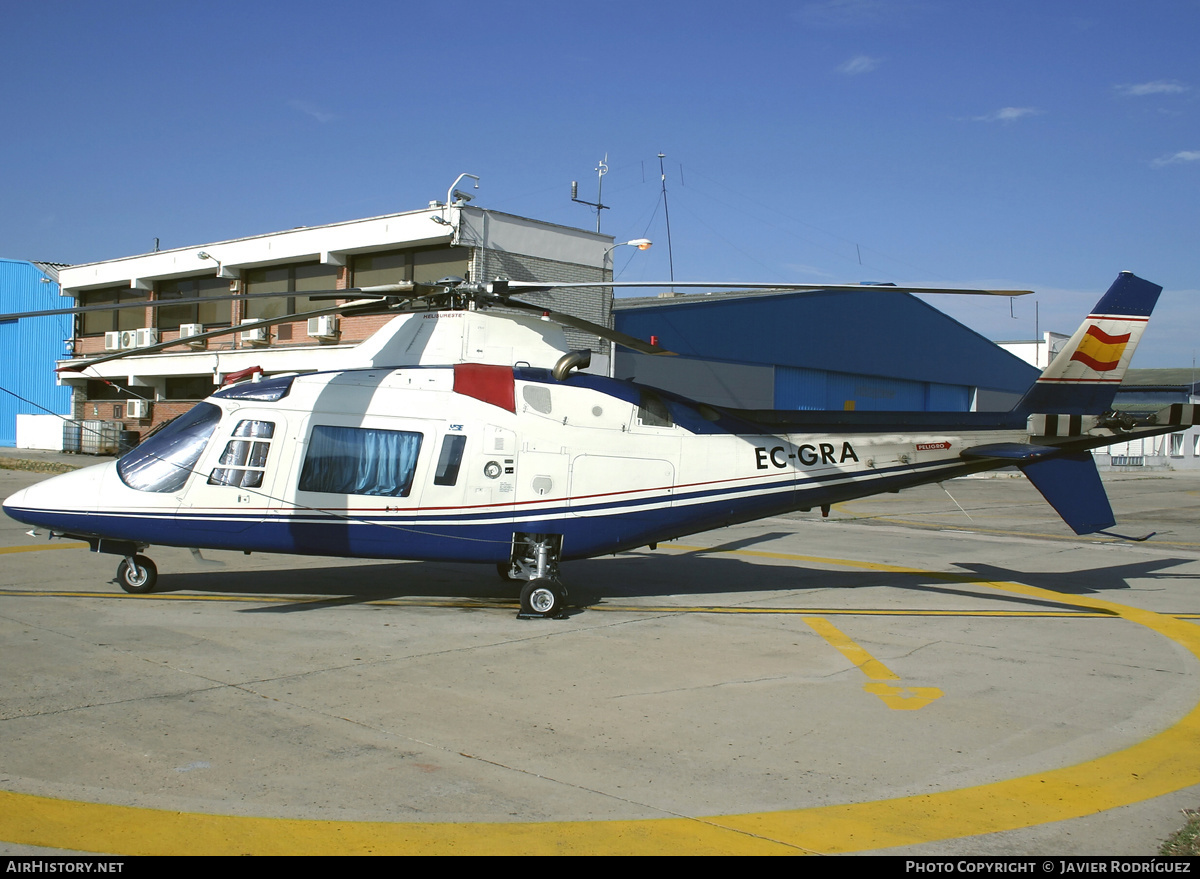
[1097,369,1200,471]
[53,203,614,443]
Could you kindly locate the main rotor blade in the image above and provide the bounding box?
[502,298,676,355]
[499,281,1035,297]
[58,298,386,373]
[0,283,414,322]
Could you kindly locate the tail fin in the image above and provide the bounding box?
[1016,272,1162,415]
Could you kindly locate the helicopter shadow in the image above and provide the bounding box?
[948,558,1200,596]
[141,531,1143,617]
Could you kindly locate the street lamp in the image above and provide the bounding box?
[196,251,223,276]
[603,238,652,260]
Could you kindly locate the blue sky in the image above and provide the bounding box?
[3,0,1197,366]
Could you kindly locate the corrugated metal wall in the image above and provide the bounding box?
[615,288,1038,412]
[0,259,74,446]
[775,365,970,411]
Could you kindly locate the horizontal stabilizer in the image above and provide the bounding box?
[1018,452,1115,535]
[960,443,1060,462]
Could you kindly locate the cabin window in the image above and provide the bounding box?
[117,402,221,492]
[299,425,423,498]
[637,391,673,428]
[433,434,467,486]
[522,386,552,414]
[208,420,276,488]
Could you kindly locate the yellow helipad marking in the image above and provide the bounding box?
[2,544,1200,854]
[804,616,900,680]
[804,616,944,710]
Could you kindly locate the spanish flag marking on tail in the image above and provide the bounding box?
[1013,273,1162,415]
[1069,323,1131,372]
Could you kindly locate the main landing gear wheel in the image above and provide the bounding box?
[116,555,157,594]
[519,578,567,619]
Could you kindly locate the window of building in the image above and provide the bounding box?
[298,424,423,497]
[79,284,149,336]
[86,378,132,401]
[351,250,411,289]
[165,375,218,401]
[350,246,468,289]
[244,262,339,321]
[1170,433,1185,457]
[156,276,232,330]
[413,247,470,284]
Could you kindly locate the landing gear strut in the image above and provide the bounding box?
[503,533,567,619]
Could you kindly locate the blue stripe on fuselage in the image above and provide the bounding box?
[2,455,968,564]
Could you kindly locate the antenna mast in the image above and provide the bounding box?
[571,155,610,233]
[658,153,676,293]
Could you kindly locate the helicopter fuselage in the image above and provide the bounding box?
[2,363,1024,565]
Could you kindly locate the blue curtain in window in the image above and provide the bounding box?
[300,425,423,497]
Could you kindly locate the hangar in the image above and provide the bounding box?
[613,287,1040,412]
[0,259,73,447]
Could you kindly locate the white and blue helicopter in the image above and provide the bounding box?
[2,272,1193,618]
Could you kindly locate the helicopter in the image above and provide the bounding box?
[2,271,1193,618]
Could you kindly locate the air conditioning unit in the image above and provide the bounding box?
[126,399,152,419]
[134,328,159,348]
[240,321,270,346]
[104,331,125,352]
[307,314,339,340]
[179,323,206,348]
[119,329,137,350]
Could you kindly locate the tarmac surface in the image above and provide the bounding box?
[1,451,1199,855]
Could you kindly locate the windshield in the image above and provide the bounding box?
[117,402,222,492]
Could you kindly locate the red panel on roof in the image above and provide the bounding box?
[453,363,515,412]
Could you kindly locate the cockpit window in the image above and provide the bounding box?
[117,402,221,493]
[208,420,276,488]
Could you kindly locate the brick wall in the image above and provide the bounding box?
[473,248,609,352]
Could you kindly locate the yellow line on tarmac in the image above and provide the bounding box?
[2,547,1200,854]
[0,542,87,554]
[0,589,1110,618]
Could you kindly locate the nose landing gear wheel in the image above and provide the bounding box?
[518,578,566,619]
[117,555,158,594]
